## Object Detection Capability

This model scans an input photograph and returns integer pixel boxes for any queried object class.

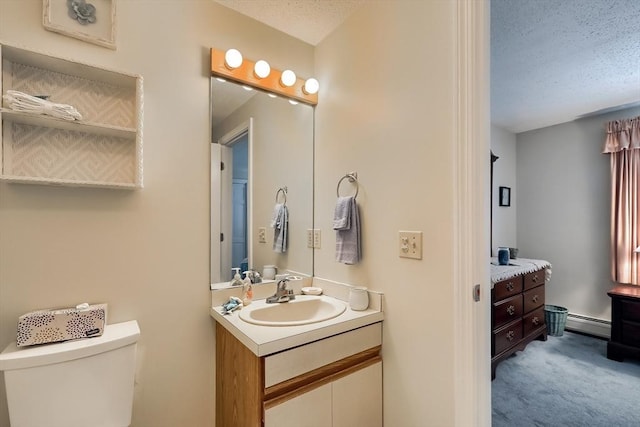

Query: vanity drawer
[523,307,545,336]
[493,276,523,302]
[493,319,523,355]
[264,323,382,388]
[621,300,640,322]
[523,286,545,313]
[524,269,545,290]
[493,294,523,329]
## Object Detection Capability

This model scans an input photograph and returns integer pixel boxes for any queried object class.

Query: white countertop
[210,277,384,357]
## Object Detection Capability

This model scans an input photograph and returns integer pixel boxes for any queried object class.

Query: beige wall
[517,106,640,322]
[0,1,313,426]
[491,124,517,255]
[314,2,460,425]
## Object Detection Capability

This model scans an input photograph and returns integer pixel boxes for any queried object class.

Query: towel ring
[275,187,287,204]
[336,172,359,199]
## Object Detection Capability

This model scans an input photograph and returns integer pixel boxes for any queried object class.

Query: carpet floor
[492,331,640,427]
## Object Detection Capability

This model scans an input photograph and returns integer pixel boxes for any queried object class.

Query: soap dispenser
[242,271,253,305]
[229,268,243,287]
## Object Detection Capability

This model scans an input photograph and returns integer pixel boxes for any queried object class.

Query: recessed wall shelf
[0,42,144,189]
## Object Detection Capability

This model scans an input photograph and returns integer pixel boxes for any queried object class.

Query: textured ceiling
[213,0,365,45]
[491,0,640,133]
[212,1,640,134]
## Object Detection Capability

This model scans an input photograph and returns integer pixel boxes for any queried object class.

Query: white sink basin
[238,295,347,326]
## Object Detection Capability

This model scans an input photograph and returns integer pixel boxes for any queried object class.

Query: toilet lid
[0,320,140,371]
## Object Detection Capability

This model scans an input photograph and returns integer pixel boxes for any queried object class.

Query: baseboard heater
[565,312,610,339]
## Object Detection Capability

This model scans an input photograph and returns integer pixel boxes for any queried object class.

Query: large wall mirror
[210,78,314,283]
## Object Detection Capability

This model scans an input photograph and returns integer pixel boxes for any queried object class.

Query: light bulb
[303,78,319,95]
[280,70,296,87]
[289,100,299,105]
[224,49,243,69]
[268,93,278,98]
[254,60,271,79]
[242,85,253,91]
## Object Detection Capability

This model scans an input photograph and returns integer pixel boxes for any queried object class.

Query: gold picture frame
[43,0,117,50]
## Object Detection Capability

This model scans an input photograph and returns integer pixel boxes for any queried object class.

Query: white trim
[453,0,491,426]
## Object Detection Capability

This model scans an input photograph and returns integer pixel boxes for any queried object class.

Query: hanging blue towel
[272,203,288,253]
[334,196,361,264]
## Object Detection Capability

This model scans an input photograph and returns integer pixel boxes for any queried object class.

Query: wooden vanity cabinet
[215,322,383,427]
[491,269,547,379]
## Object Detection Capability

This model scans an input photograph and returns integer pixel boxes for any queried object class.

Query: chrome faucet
[266,278,295,303]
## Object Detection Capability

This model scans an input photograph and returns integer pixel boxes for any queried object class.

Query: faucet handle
[277,278,289,290]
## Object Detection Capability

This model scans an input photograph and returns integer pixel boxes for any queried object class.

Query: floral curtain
[603,116,640,285]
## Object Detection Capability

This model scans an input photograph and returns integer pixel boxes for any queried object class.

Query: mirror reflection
[210,78,314,283]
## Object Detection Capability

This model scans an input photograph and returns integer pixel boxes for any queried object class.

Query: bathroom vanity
[210,279,384,427]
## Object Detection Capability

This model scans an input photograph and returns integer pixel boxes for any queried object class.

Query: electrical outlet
[399,231,423,259]
[313,229,321,248]
[258,227,267,243]
[307,229,314,248]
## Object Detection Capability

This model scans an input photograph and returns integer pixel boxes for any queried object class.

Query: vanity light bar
[210,48,318,106]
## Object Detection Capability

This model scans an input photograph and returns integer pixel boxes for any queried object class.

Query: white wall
[516,106,640,321]
[0,2,313,426]
[315,2,462,425]
[491,124,517,255]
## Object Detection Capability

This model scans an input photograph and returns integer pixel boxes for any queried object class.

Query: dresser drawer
[621,320,640,347]
[621,300,640,322]
[493,294,523,329]
[523,306,545,336]
[493,276,523,302]
[493,319,523,355]
[524,269,545,290]
[523,286,545,313]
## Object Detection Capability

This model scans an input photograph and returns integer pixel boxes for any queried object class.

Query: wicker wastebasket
[544,305,568,336]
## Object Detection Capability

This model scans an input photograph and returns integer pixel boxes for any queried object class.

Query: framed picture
[43,0,117,50]
[499,186,511,207]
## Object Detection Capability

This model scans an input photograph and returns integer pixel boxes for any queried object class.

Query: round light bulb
[224,49,243,69]
[267,93,278,98]
[303,78,319,95]
[242,85,253,91]
[280,69,297,87]
[254,60,271,79]
[289,100,299,105]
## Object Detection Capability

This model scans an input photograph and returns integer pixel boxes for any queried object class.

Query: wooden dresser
[491,268,547,379]
[607,285,640,362]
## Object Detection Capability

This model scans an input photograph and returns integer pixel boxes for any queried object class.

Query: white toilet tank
[0,320,140,427]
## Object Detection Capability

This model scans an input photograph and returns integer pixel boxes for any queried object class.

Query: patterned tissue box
[16,303,107,347]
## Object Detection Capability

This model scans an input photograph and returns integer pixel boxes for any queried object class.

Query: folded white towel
[3,90,82,121]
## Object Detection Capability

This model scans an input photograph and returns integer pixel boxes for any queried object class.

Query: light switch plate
[307,229,314,248]
[399,231,423,259]
[313,229,321,248]
[258,227,266,243]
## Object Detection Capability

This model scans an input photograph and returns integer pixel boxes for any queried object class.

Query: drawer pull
[532,316,540,326]
[532,275,539,283]
[506,282,514,292]
[506,330,515,341]
[507,305,515,315]
[532,295,539,303]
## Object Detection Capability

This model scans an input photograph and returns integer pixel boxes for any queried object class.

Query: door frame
[211,118,254,284]
[453,0,491,425]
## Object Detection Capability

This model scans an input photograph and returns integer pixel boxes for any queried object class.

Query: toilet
[0,320,140,427]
